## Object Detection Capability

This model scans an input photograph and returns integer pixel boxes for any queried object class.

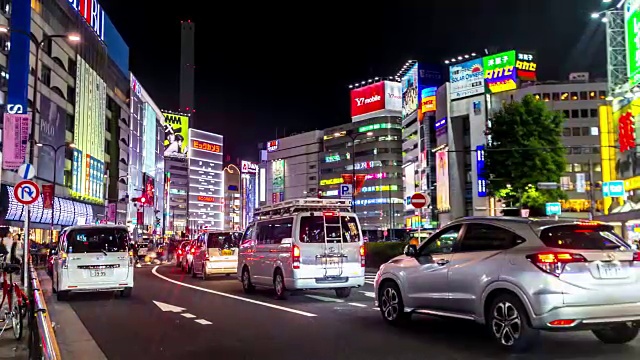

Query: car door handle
[436,259,449,266]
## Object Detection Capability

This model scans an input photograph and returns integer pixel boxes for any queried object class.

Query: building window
[565,164,573,172]
[599,91,606,100]
[594,163,602,172]
[590,109,598,118]
[68,58,77,77]
[67,85,75,104]
[570,92,578,100]
[562,110,570,118]
[561,92,569,101]
[563,128,571,136]
[105,139,110,153]
[572,127,581,136]
[309,176,316,181]
[40,65,51,87]
[573,163,582,172]
[571,109,579,118]
[590,127,599,136]
[581,127,590,136]
[41,34,52,56]
[552,93,560,101]
[580,109,589,118]
[309,188,317,193]
[579,91,588,100]
[65,112,74,133]
[542,93,551,101]
[572,147,582,154]
[592,146,600,154]
[309,164,316,169]
[589,91,597,100]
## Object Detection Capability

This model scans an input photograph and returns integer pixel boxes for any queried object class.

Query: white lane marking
[181,313,196,318]
[153,300,186,313]
[151,266,317,317]
[348,302,367,307]
[195,319,212,325]
[360,291,375,298]
[305,295,344,303]
[365,281,375,285]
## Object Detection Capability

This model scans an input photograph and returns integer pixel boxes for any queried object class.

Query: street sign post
[14,180,39,287]
[339,184,353,199]
[410,193,430,242]
[17,163,35,180]
[537,182,559,190]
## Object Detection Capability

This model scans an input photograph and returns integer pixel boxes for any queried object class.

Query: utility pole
[589,158,596,220]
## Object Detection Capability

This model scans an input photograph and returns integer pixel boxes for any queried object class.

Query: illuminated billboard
[350,81,402,119]
[162,112,189,158]
[483,50,517,94]
[419,86,437,114]
[143,103,157,174]
[449,58,484,100]
[626,0,640,87]
[188,129,224,229]
[515,52,537,81]
[436,148,450,212]
[402,64,419,117]
[72,57,106,204]
[272,160,285,203]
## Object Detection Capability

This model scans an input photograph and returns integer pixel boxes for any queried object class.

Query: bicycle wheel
[11,304,22,340]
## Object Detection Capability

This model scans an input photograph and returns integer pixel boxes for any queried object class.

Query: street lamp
[35,141,75,245]
[0,26,81,163]
[345,130,374,211]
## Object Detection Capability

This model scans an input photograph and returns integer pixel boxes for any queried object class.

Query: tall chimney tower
[179,20,195,118]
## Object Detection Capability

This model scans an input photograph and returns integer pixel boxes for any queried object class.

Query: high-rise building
[179,20,195,116]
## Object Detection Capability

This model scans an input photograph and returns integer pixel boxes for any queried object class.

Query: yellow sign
[421,96,436,113]
[162,113,190,157]
[320,178,343,186]
[624,176,640,191]
[516,60,537,72]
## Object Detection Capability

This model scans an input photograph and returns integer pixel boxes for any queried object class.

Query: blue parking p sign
[340,184,353,198]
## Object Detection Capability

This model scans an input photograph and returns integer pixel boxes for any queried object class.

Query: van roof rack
[254,198,352,219]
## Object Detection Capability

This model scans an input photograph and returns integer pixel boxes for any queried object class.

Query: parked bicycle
[0,255,29,340]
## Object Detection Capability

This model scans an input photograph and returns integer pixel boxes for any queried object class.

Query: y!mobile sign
[350,81,402,120]
[449,58,484,100]
[68,0,105,40]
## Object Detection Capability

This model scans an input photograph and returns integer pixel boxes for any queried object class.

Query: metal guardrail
[28,259,62,360]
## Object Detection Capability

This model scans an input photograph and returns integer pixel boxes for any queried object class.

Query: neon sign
[515,52,537,81]
[197,195,216,203]
[325,154,341,163]
[483,51,517,94]
[267,140,279,152]
[618,111,636,153]
[68,0,105,41]
[192,140,221,154]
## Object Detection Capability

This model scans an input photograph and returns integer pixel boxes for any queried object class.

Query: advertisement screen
[2,113,30,170]
[626,1,640,87]
[483,50,517,94]
[272,160,285,203]
[384,81,402,112]
[515,52,537,81]
[162,113,189,158]
[403,163,416,210]
[449,58,484,100]
[38,96,67,183]
[402,64,419,117]
[143,173,155,205]
[436,148,450,212]
[73,56,106,203]
[419,86,437,117]
[350,81,401,118]
[143,103,157,174]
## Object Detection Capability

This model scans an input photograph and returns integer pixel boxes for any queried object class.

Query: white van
[192,231,242,279]
[52,225,134,300]
[237,198,365,299]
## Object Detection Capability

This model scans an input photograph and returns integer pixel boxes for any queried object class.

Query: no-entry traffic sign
[14,180,40,205]
[410,193,429,209]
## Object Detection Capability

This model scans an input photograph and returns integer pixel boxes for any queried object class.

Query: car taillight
[359,245,365,268]
[178,249,183,255]
[190,248,195,254]
[292,245,301,269]
[526,252,586,277]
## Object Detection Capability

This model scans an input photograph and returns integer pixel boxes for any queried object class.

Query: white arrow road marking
[152,266,317,317]
[195,319,212,325]
[153,301,186,313]
[305,295,344,302]
[181,313,196,318]
[360,291,375,298]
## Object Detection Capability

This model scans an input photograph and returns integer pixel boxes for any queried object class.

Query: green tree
[484,94,567,215]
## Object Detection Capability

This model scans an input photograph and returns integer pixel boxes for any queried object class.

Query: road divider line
[348,302,367,307]
[195,319,212,325]
[365,281,374,285]
[305,295,344,302]
[152,266,318,317]
[181,313,196,318]
[359,291,375,298]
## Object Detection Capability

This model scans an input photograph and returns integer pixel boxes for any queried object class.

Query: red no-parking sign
[14,180,40,206]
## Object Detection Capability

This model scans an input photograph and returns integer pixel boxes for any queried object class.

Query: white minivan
[52,225,134,300]
[237,198,365,299]
[192,231,242,279]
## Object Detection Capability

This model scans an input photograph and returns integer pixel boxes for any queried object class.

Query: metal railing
[28,259,61,360]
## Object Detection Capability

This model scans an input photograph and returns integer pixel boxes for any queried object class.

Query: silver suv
[374,217,640,351]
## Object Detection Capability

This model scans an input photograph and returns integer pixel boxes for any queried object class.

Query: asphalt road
[55,265,640,360]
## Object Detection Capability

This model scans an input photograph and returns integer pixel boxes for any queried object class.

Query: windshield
[539,224,630,250]
[207,232,240,249]
[66,228,129,254]
[299,215,360,243]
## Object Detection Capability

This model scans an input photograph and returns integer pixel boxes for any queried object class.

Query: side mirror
[280,238,293,246]
[404,244,418,257]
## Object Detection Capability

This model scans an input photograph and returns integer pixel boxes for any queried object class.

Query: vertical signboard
[476,145,487,197]
[6,0,31,114]
[449,58,484,100]
[626,0,640,87]
[436,148,450,212]
[188,129,224,229]
[483,50,517,94]
[2,113,30,169]
[402,63,419,118]
[272,160,285,203]
[143,103,157,174]
[515,52,537,81]
[38,96,67,183]
[162,113,189,158]
[72,57,106,203]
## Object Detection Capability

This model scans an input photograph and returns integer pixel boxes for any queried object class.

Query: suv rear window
[206,232,240,249]
[539,224,629,250]
[67,228,129,254]
[299,215,360,243]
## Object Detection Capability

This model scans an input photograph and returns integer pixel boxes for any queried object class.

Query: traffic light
[131,196,147,205]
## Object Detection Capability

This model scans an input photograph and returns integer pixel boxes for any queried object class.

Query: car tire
[51,276,57,294]
[120,287,133,298]
[488,293,539,352]
[592,323,639,344]
[201,266,209,280]
[273,270,287,300]
[56,291,70,301]
[335,288,351,298]
[188,263,193,274]
[378,281,411,326]
[241,267,255,294]
[191,265,197,278]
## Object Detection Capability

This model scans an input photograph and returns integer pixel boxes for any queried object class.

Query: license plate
[91,270,107,277]
[221,250,233,256]
[323,258,339,267]
[598,263,626,278]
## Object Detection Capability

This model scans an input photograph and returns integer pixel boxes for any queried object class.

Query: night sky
[101,0,608,161]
